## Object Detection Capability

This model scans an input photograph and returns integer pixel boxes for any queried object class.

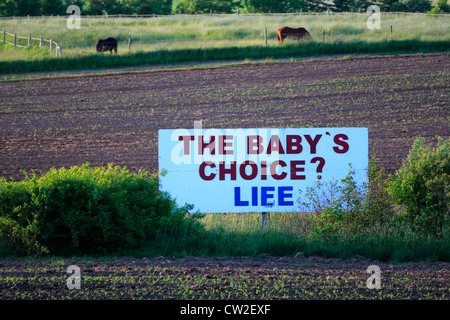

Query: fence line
[2,30,62,56]
[0,11,448,20]
[2,24,444,55]
[41,27,445,52]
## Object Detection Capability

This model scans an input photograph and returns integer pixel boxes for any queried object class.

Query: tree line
[0,0,448,17]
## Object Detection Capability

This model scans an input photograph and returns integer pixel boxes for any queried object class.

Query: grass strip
[1,39,449,74]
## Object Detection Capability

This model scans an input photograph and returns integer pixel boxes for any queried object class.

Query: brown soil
[0,52,448,180]
[0,256,448,300]
[0,54,449,304]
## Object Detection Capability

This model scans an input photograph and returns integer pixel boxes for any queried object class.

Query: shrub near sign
[159,128,368,213]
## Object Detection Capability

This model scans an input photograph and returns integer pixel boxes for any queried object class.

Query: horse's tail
[277,30,282,43]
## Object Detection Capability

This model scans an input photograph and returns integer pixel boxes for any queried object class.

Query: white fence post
[4,31,62,54]
[56,43,62,57]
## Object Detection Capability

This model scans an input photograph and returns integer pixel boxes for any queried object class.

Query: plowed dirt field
[0,53,449,305]
[1,53,448,180]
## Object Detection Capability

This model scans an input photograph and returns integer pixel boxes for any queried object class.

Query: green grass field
[0,13,449,73]
[139,211,449,262]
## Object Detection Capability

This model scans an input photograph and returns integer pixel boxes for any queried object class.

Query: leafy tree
[0,0,85,16]
[0,0,37,16]
[391,0,408,11]
[283,0,308,12]
[40,0,65,14]
[428,0,450,13]
[19,0,39,15]
[332,0,354,12]
[305,0,329,11]
[0,0,17,16]
[107,0,123,14]
[377,0,401,11]
[209,0,241,13]
[120,0,135,13]
[63,0,87,12]
[404,0,432,12]
[377,0,432,12]
[244,0,326,13]
[86,0,104,14]
[243,0,287,12]
[353,0,372,12]
[85,0,122,14]
[136,0,172,14]
[176,0,238,14]
[436,0,450,12]
[332,0,370,12]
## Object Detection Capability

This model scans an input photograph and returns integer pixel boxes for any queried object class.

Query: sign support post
[261,212,268,230]
[262,202,274,231]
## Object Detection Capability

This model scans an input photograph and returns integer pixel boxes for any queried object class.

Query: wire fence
[0,11,449,20]
[3,28,443,55]
[1,12,447,56]
[2,30,62,56]
[57,26,446,53]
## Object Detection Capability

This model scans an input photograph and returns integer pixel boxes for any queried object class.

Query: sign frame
[159,127,369,213]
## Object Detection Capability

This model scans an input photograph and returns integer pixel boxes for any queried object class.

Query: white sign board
[159,127,368,213]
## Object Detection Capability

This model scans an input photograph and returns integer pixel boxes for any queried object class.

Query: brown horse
[96,37,118,54]
[277,27,311,44]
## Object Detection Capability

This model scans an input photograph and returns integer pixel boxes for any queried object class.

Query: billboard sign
[159,127,368,213]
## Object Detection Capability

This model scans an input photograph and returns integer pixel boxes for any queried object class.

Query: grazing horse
[96,37,118,54]
[277,27,311,44]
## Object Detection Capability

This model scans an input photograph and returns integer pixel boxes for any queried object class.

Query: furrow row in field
[0,53,448,180]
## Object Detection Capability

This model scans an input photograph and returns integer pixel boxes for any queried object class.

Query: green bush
[299,137,450,243]
[428,0,450,13]
[312,167,367,242]
[0,164,199,255]
[427,6,442,14]
[298,159,394,243]
[389,137,449,240]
